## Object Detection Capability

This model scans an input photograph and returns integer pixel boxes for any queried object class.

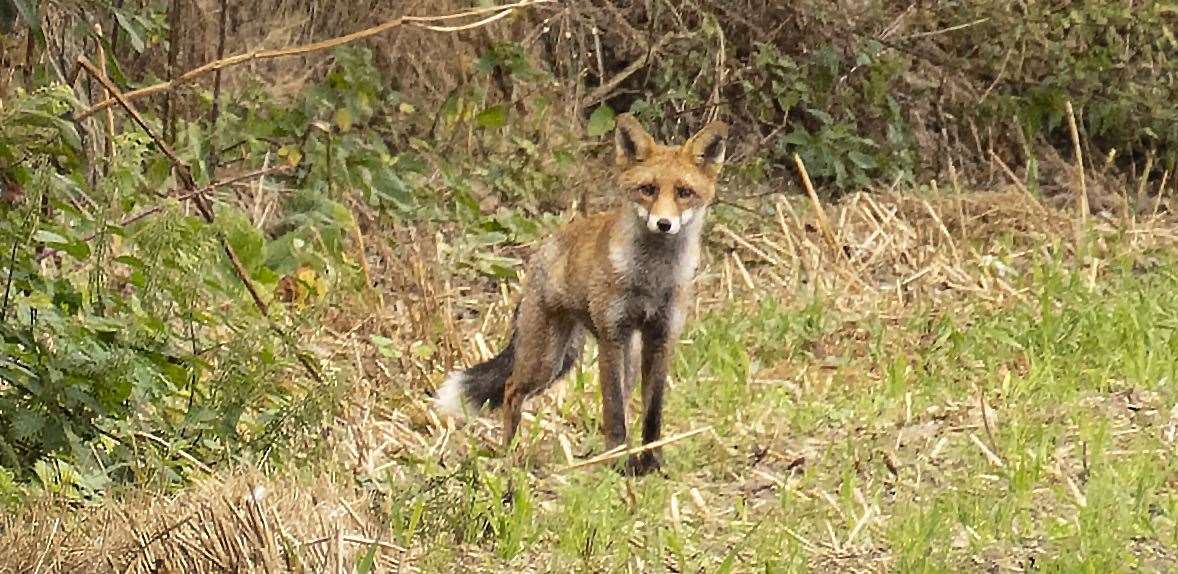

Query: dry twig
[563,426,712,471]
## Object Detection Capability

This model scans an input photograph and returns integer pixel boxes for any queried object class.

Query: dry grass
[1,470,401,573]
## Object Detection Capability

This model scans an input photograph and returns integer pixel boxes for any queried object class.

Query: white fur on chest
[605,209,705,331]
[609,209,705,286]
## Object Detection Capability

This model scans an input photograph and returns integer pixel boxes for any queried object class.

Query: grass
[388,246,1176,572]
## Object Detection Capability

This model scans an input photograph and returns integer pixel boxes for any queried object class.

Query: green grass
[382,250,1177,572]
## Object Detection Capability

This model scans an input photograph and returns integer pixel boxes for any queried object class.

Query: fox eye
[638,184,657,197]
[676,186,695,199]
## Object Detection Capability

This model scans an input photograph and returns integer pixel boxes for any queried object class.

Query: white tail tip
[434,371,471,419]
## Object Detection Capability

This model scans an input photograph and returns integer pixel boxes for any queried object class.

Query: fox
[435,113,728,475]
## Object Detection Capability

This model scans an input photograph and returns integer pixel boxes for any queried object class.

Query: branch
[1,238,19,321]
[205,0,230,175]
[581,33,680,109]
[76,58,197,190]
[75,0,553,121]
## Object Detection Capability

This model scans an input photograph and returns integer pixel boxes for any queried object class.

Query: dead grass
[0,469,402,573]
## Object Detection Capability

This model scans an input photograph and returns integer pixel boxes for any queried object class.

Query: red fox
[436,114,728,475]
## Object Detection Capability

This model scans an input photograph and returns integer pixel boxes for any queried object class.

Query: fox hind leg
[501,310,580,453]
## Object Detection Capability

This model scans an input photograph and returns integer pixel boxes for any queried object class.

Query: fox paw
[617,452,663,477]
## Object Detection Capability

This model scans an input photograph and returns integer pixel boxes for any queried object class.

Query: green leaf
[19,110,82,152]
[221,209,265,274]
[847,150,878,170]
[100,37,128,84]
[807,108,834,125]
[33,228,89,259]
[52,119,82,154]
[369,335,401,359]
[587,104,616,137]
[410,342,435,359]
[780,129,811,147]
[475,105,508,129]
[11,410,45,441]
[60,240,90,260]
[334,107,353,132]
[113,9,145,53]
[716,520,763,574]
[33,229,68,244]
[372,170,413,211]
[354,542,378,574]
[264,233,301,275]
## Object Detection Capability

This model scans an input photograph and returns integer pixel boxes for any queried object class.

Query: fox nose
[656,218,672,232]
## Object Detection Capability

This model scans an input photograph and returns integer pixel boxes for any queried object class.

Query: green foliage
[628,22,910,194]
[591,1,1172,193]
[354,543,378,574]
[7,0,41,39]
[0,465,21,509]
[0,47,436,491]
[225,48,420,218]
[956,1,1177,167]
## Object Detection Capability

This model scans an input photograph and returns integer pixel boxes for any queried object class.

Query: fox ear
[683,120,729,177]
[615,113,655,167]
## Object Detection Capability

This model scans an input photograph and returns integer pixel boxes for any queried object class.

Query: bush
[0,54,402,489]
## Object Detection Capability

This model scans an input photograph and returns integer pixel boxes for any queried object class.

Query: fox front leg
[597,338,629,450]
[628,326,674,476]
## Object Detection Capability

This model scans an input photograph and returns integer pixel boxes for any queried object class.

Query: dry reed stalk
[793,154,840,255]
[722,255,734,301]
[976,384,1002,461]
[716,225,788,269]
[93,23,116,162]
[968,432,1005,468]
[844,507,875,547]
[1151,170,1171,218]
[1065,101,1088,223]
[582,32,679,108]
[350,209,374,294]
[731,252,756,290]
[1065,474,1089,509]
[989,150,1032,198]
[1135,152,1154,214]
[921,198,960,263]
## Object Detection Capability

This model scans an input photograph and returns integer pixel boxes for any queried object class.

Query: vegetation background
[0,0,1175,571]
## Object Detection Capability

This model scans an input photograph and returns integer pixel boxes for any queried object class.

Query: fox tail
[434,306,581,418]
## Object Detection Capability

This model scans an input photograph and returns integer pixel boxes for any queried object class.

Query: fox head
[614,114,729,236]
